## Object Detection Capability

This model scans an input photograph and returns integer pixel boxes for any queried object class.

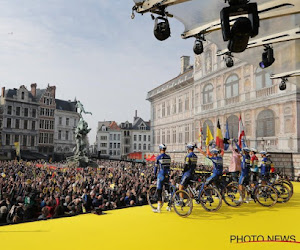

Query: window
[46,109,50,116]
[15,119,20,129]
[167,130,170,144]
[32,121,36,130]
[172,128,176,143]
[23,135,27,146]
[203,120,214,142]
[39,133,44,144]
[179,127,183,143]
[118,134,120,140]
[58,130,62,140]
[114,134,116,140]
[138,144,141,150]
[178,98,183,113]
[143,135,146,141]
[139,135,142,141]
[24,108,28,117]
[40,108,45,116]
[50,121,54,130]
[134,135,137,141]
[44,133,48,144]
[255,68,272,89]
[225,75,239,98]
[157,130,160,145]
[109,134,112,140]
[148,144,151,151]
[114,143,116,149]
[45,120,50,130]
[134,143,137,150]
[16,107,21,116]
[173,99,177,114]
[5,134,10,145]
[203,84,214,104]
[256,110,275,137]
[6,118,11,128]
[162,130,165,143]
[24,120,28,129]
[15,135,19,142]
[49,134,53,144]
[7,106,12,115]
[143,144,146,150]
[185,125,190,143]
[66,118,69,126]
[109,143,112,148]
[185,94,190,111]
[162,102,166,117]
[118,143,120,148]
[59,117,62,125]
[50,109,54,117]
[66,131,69,140]
[32,109,36,118]
[148,135,151,142]
[167,101,171,116]
[40,120,44,129]
[227,115,239,139]
[21,92,25,100]
[31,136,35,146]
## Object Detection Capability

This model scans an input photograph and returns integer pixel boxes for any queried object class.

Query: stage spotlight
[224,54,234,68]
[193,38,204,55]
[221,1,259,53]
[259,46,275,69]
[279,78,287,91]
[153,16,171,41]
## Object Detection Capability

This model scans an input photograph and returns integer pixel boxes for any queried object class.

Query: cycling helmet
[266,153,271,157]
[251,148,257,153]
[159,144,167,150]
[260,151,267,155]
[187,143,196,150]
[243,147,250,152]
[210,148,219,154]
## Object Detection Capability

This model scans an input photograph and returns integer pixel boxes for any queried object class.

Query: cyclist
[196,147,224,202]
[238,147,251,202]
[179,143,198,195]
[250,148,259,186]
[259,151,269,185]
[153,144,171,213]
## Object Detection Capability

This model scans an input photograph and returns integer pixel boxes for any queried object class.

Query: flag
[198,124,203,149]
[224,121,230,150]
[238,115,247,148]
[216,119,224,150]
[14,142,20,157]
[206,125,214,146]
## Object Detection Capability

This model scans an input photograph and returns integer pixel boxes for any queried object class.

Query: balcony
[256,85,277,98]
[225,96,239,106]
[202,103,213,111]
[256,137,278,151]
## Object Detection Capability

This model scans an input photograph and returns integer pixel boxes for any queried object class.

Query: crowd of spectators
[0,160,156,225]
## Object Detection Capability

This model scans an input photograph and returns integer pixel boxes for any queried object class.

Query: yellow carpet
[1,183,300,250]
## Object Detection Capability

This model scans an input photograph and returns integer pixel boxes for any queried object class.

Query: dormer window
[21,92,25,100]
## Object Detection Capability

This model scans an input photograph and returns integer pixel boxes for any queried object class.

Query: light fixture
[153,16,171,41]
[221,0,259,53]
[224,53,234,68]
[259,45,275,69]
[279,77,287,91]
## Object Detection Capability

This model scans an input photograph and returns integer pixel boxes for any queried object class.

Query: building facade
[54,99,79,160]
[0,85,39,159]
[147,41,300,175]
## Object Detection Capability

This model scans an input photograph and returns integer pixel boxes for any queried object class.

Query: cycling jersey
[155,153,171,190]
[260,157,270,175]
[207,156,223,175]
[241,154,251,175]
[181,152,197,186]
[250,155,259,172]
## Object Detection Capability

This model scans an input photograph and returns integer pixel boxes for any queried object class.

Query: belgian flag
[216,119,224,150]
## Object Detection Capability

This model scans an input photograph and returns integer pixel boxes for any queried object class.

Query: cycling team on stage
[152,140,275,213]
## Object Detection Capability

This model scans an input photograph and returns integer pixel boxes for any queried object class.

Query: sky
[0,0,194,143]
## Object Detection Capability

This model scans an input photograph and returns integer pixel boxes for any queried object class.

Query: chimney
[50,86,56,99]
[1,87,5,97]
[135,110,138,118]
[31,83,37,97]
[180,56,190,74]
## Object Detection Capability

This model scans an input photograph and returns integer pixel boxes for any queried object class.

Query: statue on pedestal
[67,101,97,168]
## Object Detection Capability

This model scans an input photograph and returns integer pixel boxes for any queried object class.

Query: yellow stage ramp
[1,183,300,250]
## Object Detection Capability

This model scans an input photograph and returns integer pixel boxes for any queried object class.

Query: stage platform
[1,183,300,250]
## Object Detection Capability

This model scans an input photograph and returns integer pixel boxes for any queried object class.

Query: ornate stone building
[147,41,300,175]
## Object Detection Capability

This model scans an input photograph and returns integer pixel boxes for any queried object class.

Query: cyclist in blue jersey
[153,144,171,213]
[179,143,198,193]
[237,146,251,202]
[259,151,270,185]
[196,147,224,202]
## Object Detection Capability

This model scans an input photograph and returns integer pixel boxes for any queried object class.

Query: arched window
[202,120,214,141]
[57,147,62,152]
[256,110,275,137]
[225,74,239,98]
[255,68,272,89]
[227,115,239,139]
[203,84,213,104]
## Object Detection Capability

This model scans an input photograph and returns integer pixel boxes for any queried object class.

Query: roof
[132,117,150,130]
[55,99,77,112]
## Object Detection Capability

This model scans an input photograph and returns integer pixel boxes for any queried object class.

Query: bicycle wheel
[223,184,243,207]
[276,179,293,197]
[172,190,193,217]
[272,183,291,203]
[200,186,222,212]
[255,185,278,207]
[147,185,164,209]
